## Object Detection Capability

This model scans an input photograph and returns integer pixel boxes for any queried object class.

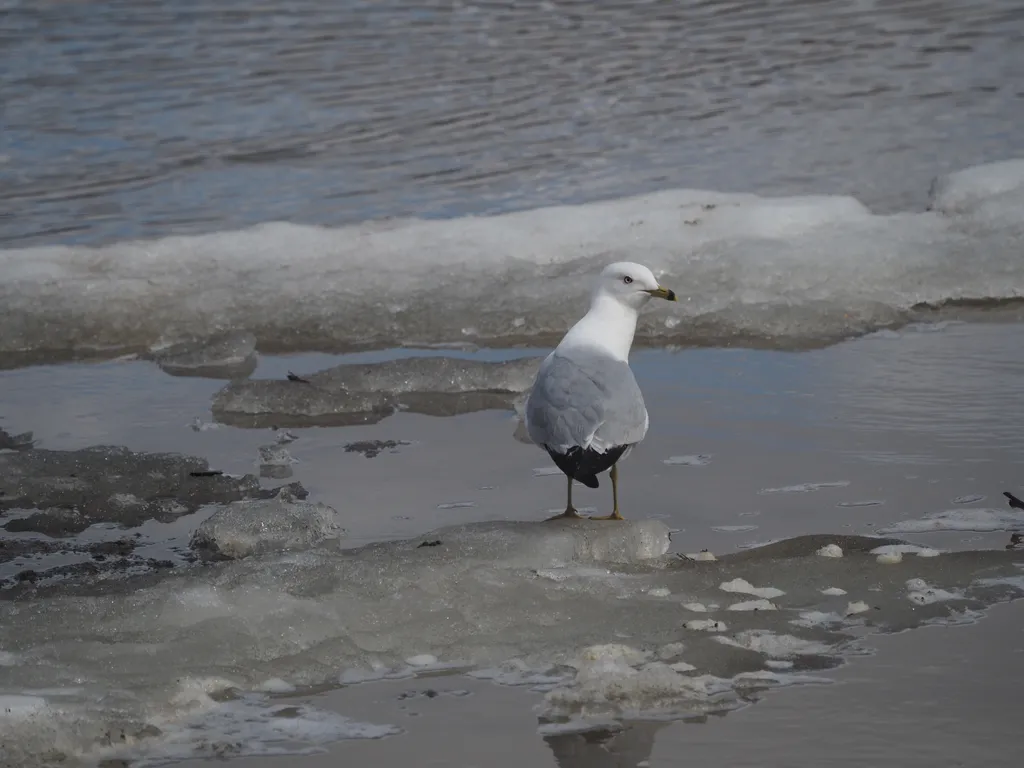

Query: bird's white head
[593,261,677,311]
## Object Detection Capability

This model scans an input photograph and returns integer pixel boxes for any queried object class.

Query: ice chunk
[876,552,903,564]
[540,645,725,721]
[711,525,758,533]
[0,427,33,451]
[655,643,687,661]
[683,551,717,561]
[820,587,847,596]
[845,601,871,615]
[647,588,671,598]
[905,579,964,605]
[727,599,777,612]
[662,454,712,466]
[880,508,1024,534]
[816,544,844,558]
[871,544,941,558]
[257,678,296,694]
[150,331,258,379]
[190,493,344,559]
[682,603,709,612]
[0,444,263,536]
[952,494,985,504]
[714,631,833,658]
[4,159,1024,363]
[760,481,850,494]
[684,620,727,632]
[929,159,1024,215]
[258,444,297,479]
[213,356,540,427]
[405,654,440,667]
[0,695,48,720]
[719,578,785,599]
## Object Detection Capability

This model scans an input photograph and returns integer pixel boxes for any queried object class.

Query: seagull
[525,262,677,520]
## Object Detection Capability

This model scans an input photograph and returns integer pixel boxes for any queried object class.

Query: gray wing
[525,349,648,452]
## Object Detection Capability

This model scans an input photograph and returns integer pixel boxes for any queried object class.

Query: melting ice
[1,159,1024,361]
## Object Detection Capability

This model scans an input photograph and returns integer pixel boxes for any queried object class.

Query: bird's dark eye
[623,276,633,284]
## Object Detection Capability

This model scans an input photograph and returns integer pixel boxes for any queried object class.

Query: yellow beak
[645,286,678,301]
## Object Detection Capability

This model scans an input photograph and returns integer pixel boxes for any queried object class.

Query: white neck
[558,292,639,361]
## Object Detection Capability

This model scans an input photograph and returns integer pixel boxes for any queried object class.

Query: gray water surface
[2,0,1023,246]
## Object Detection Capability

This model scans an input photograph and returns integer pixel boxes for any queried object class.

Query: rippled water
[1,0,1023,246]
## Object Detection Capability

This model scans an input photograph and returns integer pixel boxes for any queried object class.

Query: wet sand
[1,321,1023,765]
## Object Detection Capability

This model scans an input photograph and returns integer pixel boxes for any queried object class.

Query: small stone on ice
[405,654,439,667]
[845,601,870,615]
[685,619,727,632]
[816,544,843,558]
[821,587,847,596]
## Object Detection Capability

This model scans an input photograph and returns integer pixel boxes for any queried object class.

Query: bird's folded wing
[526,350,648,452]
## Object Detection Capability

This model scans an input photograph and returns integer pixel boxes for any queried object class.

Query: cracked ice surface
[0,522,1021,765]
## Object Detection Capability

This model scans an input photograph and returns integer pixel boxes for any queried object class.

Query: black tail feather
[1003,491,1024,511]
[544,444,630,488]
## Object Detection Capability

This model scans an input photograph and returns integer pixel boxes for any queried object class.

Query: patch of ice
[974,575,1024,592]
[437,501,476,510]
[711,525,758,533]
[880,508,1024,534]
[468,660,567,690]
[905,579,964,605]
[759,481,850,494]
[683,551,717,561]
[0,651,19,666]
[876,552,902,564]
[540,644,732,720]
[670,661,697,673]
[533,467,563,477]
[791,611,846,628]
[5,158,1024,361]
[837,500,883,508]
[845,601,871,615]
[129,695,399,765]
[257,678,296,694]
[952,494,985,504]
[719,578,785,599]
[871,544,941,558]
[662,454,712,466]
[682,603,709,612]
[190,494,343,559]
[405,654,439,667]
[684,620,727,632]
[647,588,671,598]
[820,587,847,596]
[714,630,833,658]
[656,643,687,661]
[816,544,843,558]
[0,695,48,720]
[764,660,794,670]
[727,599,777,612]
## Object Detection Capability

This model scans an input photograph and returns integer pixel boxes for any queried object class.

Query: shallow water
[2,322,1024,765]
[2,0,1023,246]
